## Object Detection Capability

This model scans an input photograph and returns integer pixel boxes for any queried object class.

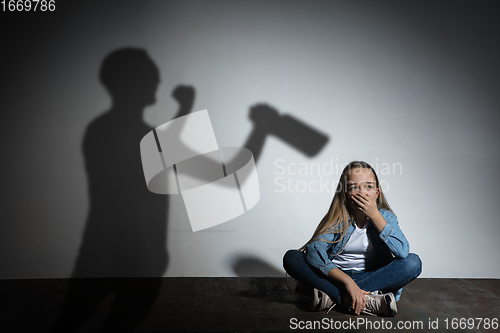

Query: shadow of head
[100,48,160,108]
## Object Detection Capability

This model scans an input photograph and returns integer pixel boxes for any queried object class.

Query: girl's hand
[351,192,379,219]
[345,281,370,315]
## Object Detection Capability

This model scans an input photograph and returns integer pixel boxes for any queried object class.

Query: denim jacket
[304,209,410,300]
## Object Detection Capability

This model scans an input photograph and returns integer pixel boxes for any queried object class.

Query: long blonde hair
[299,161,393,251]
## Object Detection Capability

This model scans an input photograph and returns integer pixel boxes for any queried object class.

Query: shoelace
[325,303,337,314]
[361,296,380,316]
[319,290,335,312]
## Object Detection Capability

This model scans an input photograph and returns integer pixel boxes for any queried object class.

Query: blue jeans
[283,250,422,305]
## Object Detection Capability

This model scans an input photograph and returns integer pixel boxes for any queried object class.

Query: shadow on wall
[52,46,329,331]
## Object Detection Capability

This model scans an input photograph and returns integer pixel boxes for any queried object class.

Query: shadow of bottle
[244,103,329,161]
[146,103,330,192]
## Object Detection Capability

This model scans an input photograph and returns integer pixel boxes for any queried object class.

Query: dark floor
[1,278,499,332]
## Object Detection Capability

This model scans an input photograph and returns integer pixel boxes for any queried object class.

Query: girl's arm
[328,268,370,315]
[304,232,338,275]
[351,193,410,258]
[376,209,410,258]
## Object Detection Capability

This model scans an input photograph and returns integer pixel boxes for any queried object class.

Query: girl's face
[346,167,379,209]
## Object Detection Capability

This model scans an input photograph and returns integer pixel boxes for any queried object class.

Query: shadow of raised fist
[172,85,195,117]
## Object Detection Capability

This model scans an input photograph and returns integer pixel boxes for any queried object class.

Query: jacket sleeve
[304,232,338,276]
[378,209,410,258]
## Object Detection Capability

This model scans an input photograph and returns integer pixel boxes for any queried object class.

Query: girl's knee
[405,253,422,277]
[283,249,305,270]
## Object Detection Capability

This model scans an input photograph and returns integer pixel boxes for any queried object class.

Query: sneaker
[286,276,308,301]
[294,281,305,300]
[361,292,397,317]
[311,288,336,313]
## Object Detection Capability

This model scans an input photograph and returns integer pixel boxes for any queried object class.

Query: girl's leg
[354,253,422,295]
[283,250,343,304]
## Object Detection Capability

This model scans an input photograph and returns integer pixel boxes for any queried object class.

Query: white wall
[1,0,499,279]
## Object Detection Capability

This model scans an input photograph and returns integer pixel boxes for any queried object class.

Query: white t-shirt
[331,222,376,270]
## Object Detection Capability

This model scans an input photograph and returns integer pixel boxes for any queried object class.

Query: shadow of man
[53,48,184,332]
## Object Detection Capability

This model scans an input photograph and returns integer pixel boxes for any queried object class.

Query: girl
[283,161,421,316]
